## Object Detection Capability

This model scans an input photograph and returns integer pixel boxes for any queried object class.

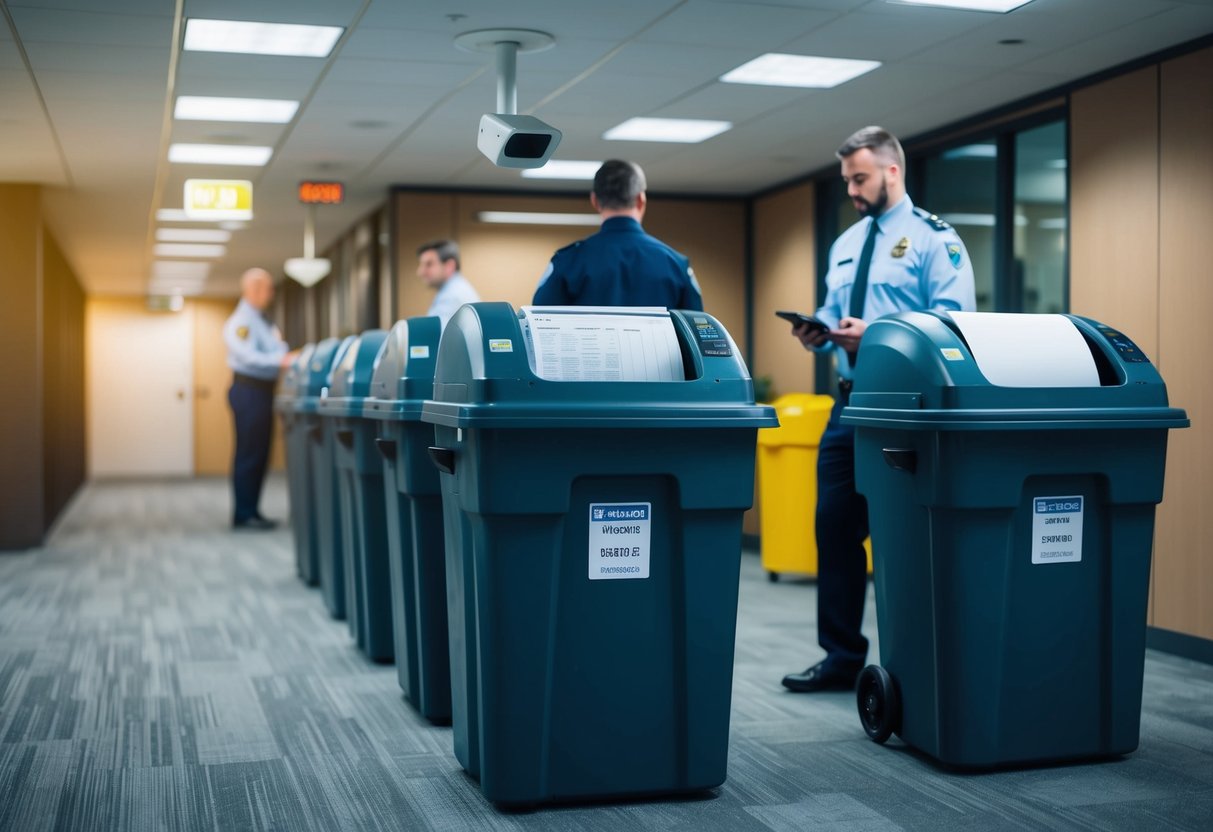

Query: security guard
[782,126,976,692]
[533,159,703,310]
[223,268,295,530]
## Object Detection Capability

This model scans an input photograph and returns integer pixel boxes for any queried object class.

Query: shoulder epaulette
[553,240,583,257]
[914,207,952,232]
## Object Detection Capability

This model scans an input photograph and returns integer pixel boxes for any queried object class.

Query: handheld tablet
[775,310,829,333]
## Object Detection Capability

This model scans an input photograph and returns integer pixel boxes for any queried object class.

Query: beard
[854,176,889,218]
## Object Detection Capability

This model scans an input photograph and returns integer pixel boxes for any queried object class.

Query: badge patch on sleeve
[236,325,249,340]
[947,244,962,268]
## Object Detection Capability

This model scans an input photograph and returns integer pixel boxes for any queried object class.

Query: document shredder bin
[275,345,317,584]
[842,311,1188,768]
[319,330,393,661]
[362,316,452,721]
[421,303,777,806]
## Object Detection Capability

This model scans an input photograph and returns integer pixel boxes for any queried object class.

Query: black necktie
[849,218,879,320]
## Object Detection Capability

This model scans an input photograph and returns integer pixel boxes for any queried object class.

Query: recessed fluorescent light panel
[721,54,881,88]
[604,118,731,143]
[183,19,343,57]
[155,228,232,243]
[174,96,299,123]
[168,144,272,166]
[152,261,211,279]
[889,0,1036,11]
[521,160,603,180]
[477,212,602,226]
[153,243,226,258]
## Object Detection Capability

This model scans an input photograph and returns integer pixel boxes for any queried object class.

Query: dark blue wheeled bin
[275,344,317,584]
[310,336,355,620]
[362,316,451,722]
[842,311,1189,767]
[421,303,777,806]
[319,329,392,661]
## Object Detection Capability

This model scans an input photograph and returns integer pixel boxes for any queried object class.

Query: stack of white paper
[520,306,684,382]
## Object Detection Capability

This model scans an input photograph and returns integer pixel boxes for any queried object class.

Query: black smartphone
[775,310,829,333]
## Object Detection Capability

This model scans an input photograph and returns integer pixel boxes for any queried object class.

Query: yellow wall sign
[183,179,253,220]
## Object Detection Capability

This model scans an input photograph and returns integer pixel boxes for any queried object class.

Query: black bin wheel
[856,664,900,744]
[767,571,779,583]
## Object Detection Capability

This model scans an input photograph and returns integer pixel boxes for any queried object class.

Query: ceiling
[2,0,1210,298]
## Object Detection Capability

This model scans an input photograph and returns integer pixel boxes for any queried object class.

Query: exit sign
[298,181,344,204]
[183,179,253,220]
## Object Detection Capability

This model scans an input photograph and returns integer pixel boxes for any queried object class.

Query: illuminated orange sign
[298,181,344,205]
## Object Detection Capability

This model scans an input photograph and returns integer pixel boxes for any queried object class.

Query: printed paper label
[589,502,651,580]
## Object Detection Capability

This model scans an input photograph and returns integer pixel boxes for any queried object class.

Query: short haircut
[593,160,647,211]
[417,239,460,270]
[836,126,905,171]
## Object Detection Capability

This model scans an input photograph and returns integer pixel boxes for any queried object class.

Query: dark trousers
[815,395,870,672]
[228,380,274,523]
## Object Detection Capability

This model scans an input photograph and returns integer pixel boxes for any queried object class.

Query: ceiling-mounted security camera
[455,28,562,170]
[478,114,562,168]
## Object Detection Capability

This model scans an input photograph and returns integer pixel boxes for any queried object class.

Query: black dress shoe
[781,661,859,693]
[233,516,278,531]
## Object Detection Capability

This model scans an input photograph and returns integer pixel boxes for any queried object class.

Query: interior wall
[1154,46,1213,642]
[42,230,87,528]
[392,191,748,356]
[751,181,818,399]
[1070,46,1213,642]
[0,185,46,549]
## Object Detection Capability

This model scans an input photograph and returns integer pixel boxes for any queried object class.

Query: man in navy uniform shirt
[532,160,703,310]
[223,268,297,530]
[782,126,976,692]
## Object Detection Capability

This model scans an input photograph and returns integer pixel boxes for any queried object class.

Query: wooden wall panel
[41,230,86,529]
[1154,46,1213,640]
[393,191,748,352]
[0,185,45,549]
[752,181,818,399]
[1069,67,1160,356]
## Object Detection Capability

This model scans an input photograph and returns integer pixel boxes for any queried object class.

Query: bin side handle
[882,448,916,473]
[336,430,355,450]
[374,438,397,461]
[428,446,455,476]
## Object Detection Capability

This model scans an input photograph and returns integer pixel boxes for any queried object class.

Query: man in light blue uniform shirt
[418,240,480,329]
[223,268,296,530]
[532,160,703,310]
[782,126,976,693]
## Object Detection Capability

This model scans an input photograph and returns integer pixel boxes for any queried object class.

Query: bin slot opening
[1076,331,1126,386]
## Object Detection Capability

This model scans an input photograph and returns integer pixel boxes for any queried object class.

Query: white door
[87,299,194,477]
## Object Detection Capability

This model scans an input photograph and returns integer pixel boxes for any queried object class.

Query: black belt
[838,378,853,404]
[233,372,277,392]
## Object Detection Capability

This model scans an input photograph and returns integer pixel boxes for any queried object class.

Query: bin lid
[757,393,834,447]
[318,330,388,418]
[273,343,314,410]
[362,316,442,421]
[841,311,1189,431]
[421,303,777,429]
[293,337,345,413]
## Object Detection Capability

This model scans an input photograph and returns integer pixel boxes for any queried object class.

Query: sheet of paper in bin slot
[519,306,683,382]
[948,311,1100,388]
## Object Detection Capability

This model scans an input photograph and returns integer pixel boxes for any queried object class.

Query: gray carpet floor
[1,475,1211,831]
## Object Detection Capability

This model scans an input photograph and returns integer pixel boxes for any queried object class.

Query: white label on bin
[1032,495,1084,564]
[489,339,513,353]
[588,502,651,580]
[409,345,430,359]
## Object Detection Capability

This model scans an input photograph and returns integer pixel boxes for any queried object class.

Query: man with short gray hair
[532,160,703,309]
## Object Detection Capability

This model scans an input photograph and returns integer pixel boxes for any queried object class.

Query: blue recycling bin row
[273,303,1184,806]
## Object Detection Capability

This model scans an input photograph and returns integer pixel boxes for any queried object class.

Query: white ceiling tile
[23,42,169,75]
[8,7,173,46]
[7,0,173,15]
[777,9,989,62]
[636,1,840,48]
[176,51,328,84]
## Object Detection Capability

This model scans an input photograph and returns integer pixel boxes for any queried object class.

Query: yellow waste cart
[757,393,871,580]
